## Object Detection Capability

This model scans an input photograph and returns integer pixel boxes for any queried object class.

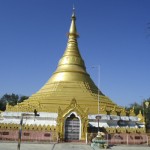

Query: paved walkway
[0,142,149,150]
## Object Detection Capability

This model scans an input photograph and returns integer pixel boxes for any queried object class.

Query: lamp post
[91,65,100,115]
[96,115,101,132]
[17,110,40,150]
[145,101,150,109]
[98,65,100,115]
[92,65,101,132]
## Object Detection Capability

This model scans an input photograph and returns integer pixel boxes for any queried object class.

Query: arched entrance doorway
[65,113,80,141]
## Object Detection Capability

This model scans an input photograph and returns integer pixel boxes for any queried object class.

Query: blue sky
[0,0,150,107]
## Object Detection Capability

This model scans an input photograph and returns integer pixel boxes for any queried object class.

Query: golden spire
[51,7,88,82]
[68,6,78,37]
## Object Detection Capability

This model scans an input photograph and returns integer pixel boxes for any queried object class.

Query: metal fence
[86,133,149,145]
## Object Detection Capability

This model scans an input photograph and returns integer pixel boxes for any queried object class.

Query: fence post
[147,135,148,146]
[86,133,88,144]
[127,134,128,145]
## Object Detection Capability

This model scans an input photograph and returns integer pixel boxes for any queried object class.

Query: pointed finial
[73,4,75,10]
[68,5,78,37]
[72,4,76,18]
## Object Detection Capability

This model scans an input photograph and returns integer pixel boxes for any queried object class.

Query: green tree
[126,102,142,115]
[126,97,150,117]
[0,93,29,111]
[0,98,6,111]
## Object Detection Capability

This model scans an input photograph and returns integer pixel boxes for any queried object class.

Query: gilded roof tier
[7,10,123,114]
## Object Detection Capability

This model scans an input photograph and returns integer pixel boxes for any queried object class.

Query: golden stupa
[3,9,145,141]
[7,9,121,114]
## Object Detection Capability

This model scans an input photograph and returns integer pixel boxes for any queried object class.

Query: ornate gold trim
[57,98,89,140]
